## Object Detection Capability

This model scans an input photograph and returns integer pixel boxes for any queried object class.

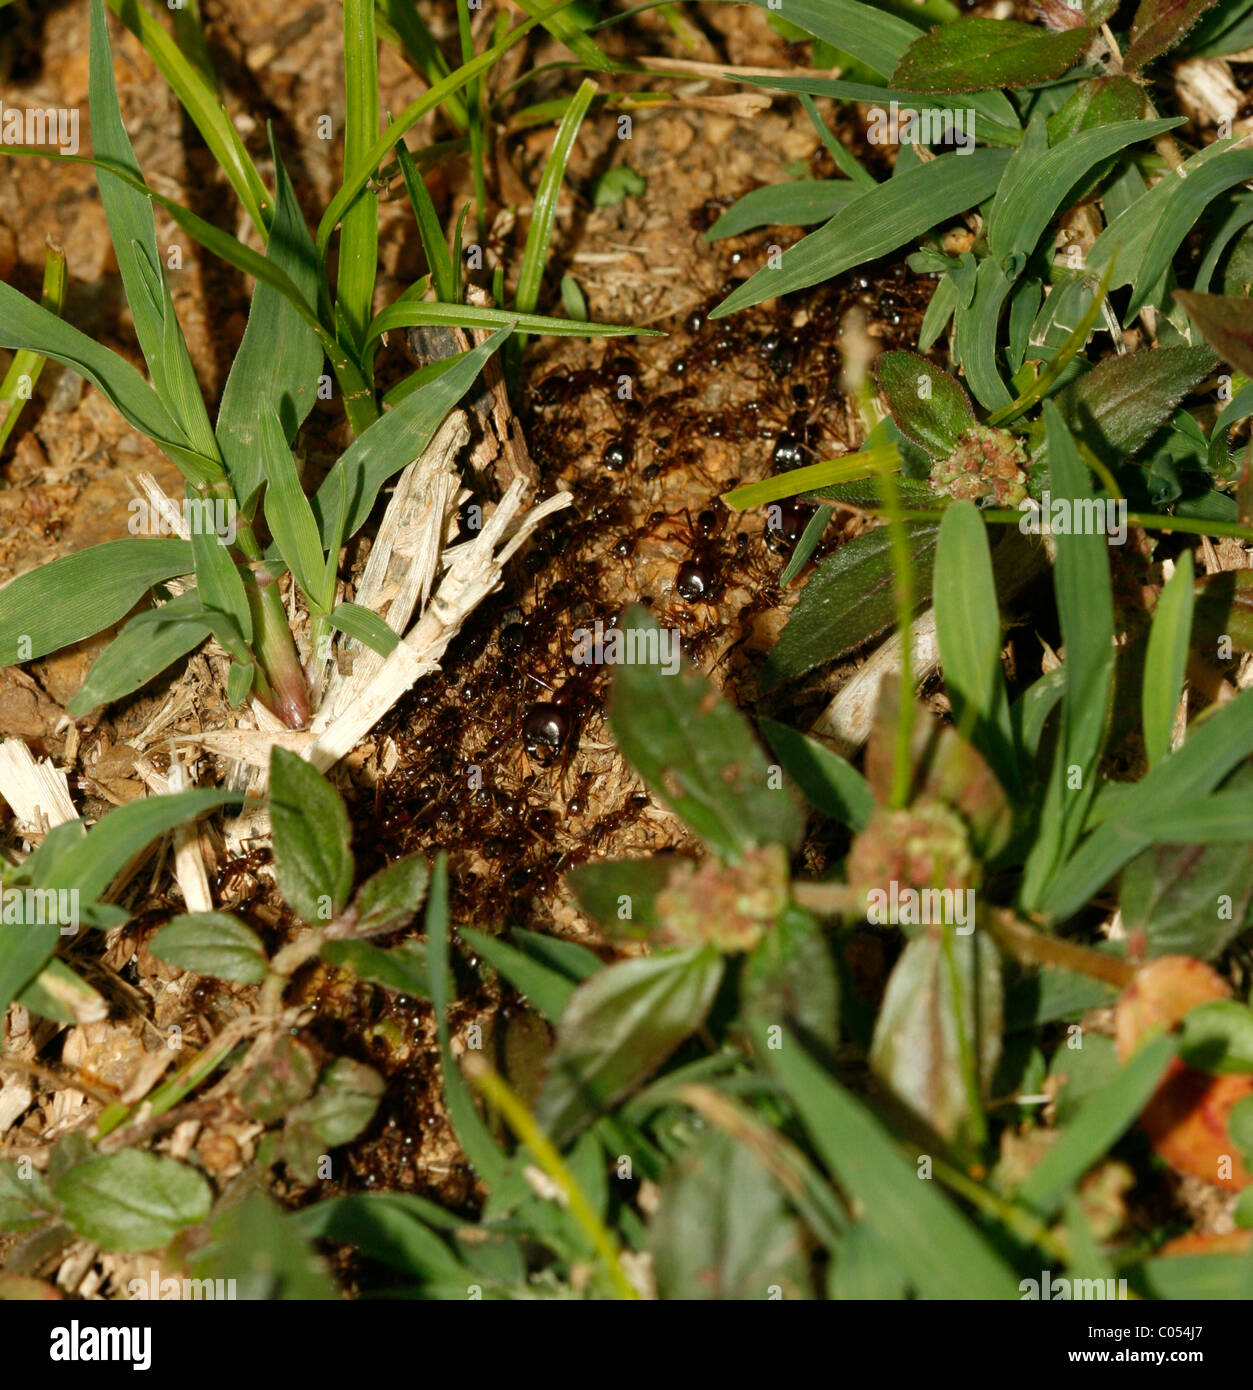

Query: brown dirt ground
[2,0,1238,1292]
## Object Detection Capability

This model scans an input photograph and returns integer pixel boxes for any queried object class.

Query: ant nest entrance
[375,234,933,941]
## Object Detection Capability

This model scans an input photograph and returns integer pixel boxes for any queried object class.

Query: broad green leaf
[283,1058,384,1183]
[1020,405,1115,908]
[1178,1000,1253,1074]
[1046,76,1146,142]
[953,258,1015,409]
[712,150,1010,318]
[1125,0,1224,70]
[649,1129,812,1299]
[870,929,1002,1145]
[238,1035,318,1123]
[460,926,575,1024]
[762,523,940,690]
[1118,770,1253,960]
[0,1160,55,1234]
[290,1193,470,1285]
[349,854,428,935]
[536,948,725,1146]
[987,119,1181,267]
[1016,1035,1176,1218]
[892,19,1091,93]
[1142,551,1194,767]
[758,1023,1020,1298]
[741,907,840,1055]
[567,856,674,934]
[876,350,974,458]
[1137,1252,1253,1299]
[707,181,864,240]
[269,748,354,923]
[54,1150,211,1252]
[310,326,508,546]
[608,608,804,860]
[1047,1032,1120,1124]
[149,912,269,984]
[0,538,192,666]
[1175,290,1253,378]
[190,1188,336,1299]
[1056,346,1218,458]
[216,135,323,509]
[758,718,874,831]
[935,502,1015,787]
[321,938,444,1000]
[66,592,214,718]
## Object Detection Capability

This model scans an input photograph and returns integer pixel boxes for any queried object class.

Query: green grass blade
[459,927,575,1024]
[0,538,193,664]
[365,297,652,346]
[259,405,327,605]
[217,133,324,511]
[336,0,380,355]
[395,137,455,303]
[706,180,864,240]
[105,0,271,235]
[1142,551,1195,768]
[514,78,597,358]
[934,500,1015,788]
[0,239,66,453]
[327,601,399,656]
[1020,404,1115,909]
[317,1,583,264]
[1016,1035,1176,1219]
[310,325,510,546]
[375,0,464,128]
[757,1023,1020,1298]
[712,149,1011,318]
[1043,687,1253,919]
[512,0,614,73]
[425,853,507,1186]
[66,594,213,717]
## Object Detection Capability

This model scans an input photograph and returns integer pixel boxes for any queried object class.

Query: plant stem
[982,908,1136,990]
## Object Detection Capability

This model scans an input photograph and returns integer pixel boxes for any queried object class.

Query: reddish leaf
[893,19,1092,93]
[1124,0,1223,70]
[1174,290,1253,380]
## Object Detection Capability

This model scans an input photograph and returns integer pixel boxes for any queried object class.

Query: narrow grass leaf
[608,608,804,859]
[217,135,324,510]
[0,537,193,665]
[934,501,1015,786]
[66,593,214,717]
[460,927,575,1024]
[396,137,455,303]
[707,181,863,239]
[758,1023,1020,1298]
[0,240,66,453]
[328,601,399,655]
[260,404,326,603]
[712,150,1010,318]
[426,853,507,1186]
[336,0,380,354]
[1016,1035,1176,1218]
[1020,405,1115,908]
[1142,551,1194,767]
